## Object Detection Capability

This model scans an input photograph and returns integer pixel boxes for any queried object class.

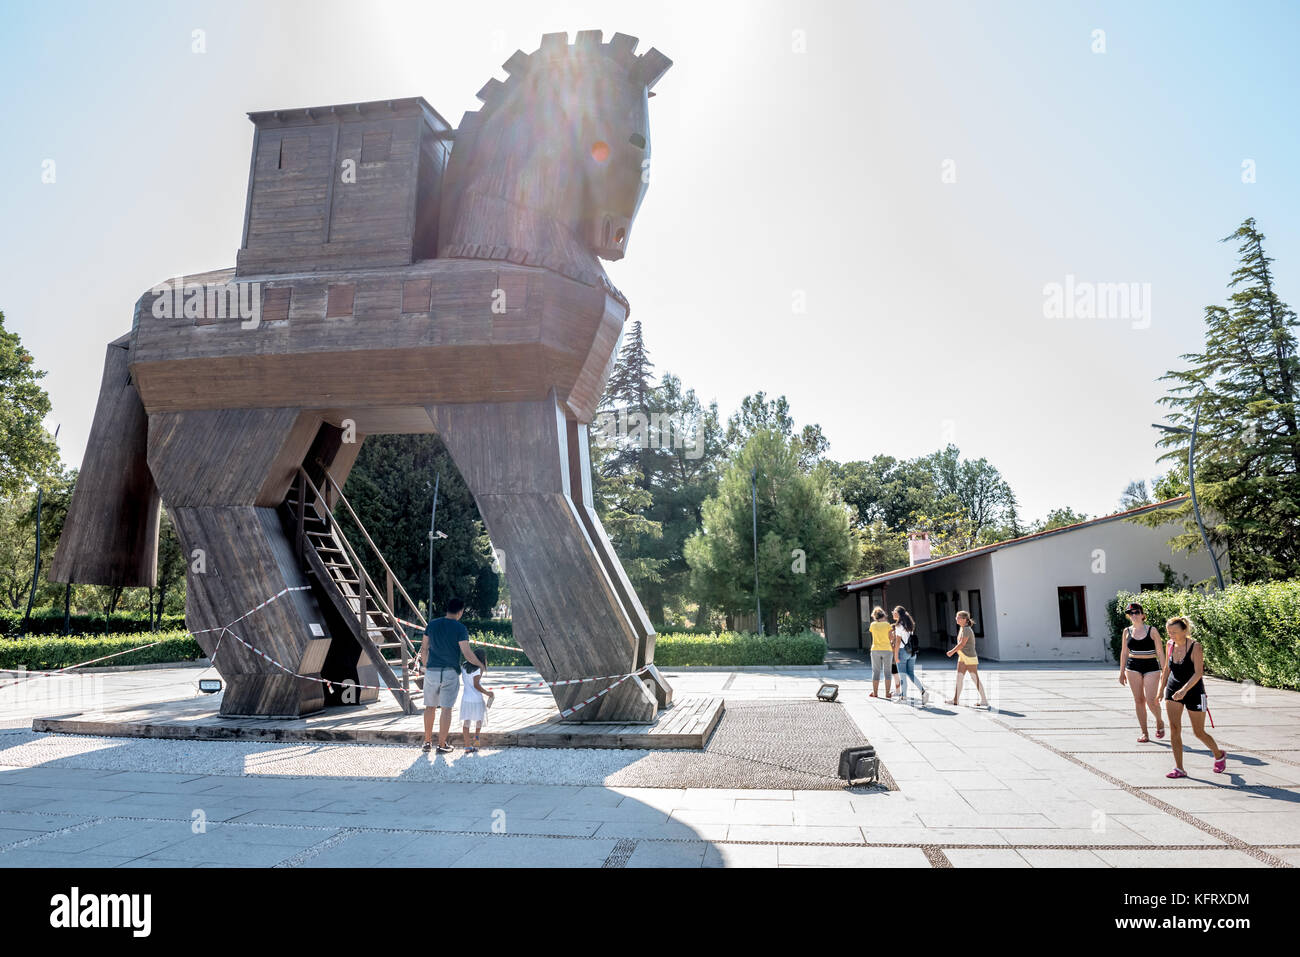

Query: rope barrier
[3,586,648,718]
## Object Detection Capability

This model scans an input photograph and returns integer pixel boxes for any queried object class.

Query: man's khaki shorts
[424,666,460,710]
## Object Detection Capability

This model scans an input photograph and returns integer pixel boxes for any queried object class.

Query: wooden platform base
[32,692,724,751]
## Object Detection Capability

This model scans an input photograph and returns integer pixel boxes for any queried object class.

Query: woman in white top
[459,651,494,753]
[891,605,929,706]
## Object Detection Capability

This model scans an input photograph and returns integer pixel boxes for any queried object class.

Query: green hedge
[651,631,827,667]
[0,630,203,672]
[1110,582,1300,690]
[469,629,827,668]
[0,627,828,673]
[0,610,186,637]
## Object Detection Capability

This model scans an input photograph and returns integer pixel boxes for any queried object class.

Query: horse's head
[440,31,671,265]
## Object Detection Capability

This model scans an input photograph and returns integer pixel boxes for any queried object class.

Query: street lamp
[750,465,762,636]
[427,474,442,616]
[1152,405,1226,590]
[22,424,59,634]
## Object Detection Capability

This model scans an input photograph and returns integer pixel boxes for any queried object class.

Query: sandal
[1137,733,1150,743]
[1213,753,1227,774]
[1156,725,1165,739]
[1166,768,1187,779]
[869,692,878,698]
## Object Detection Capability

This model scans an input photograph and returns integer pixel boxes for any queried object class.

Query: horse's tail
[48,332,160,587]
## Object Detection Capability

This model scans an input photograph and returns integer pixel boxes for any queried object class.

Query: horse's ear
[636,48,672,90]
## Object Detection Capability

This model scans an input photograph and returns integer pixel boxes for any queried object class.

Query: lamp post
[22,424,59,635]
[427,473,441,616]
[750,465,762,636]
[1152,407,1226,590]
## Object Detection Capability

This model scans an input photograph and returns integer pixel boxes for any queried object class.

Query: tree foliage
[685,429,855,634]
[0,311,60,497]
[1147,218,1300,581]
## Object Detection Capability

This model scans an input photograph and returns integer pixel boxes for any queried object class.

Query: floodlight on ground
[198,679,222,694]
[816,682,839,702]
[838,745,878,785]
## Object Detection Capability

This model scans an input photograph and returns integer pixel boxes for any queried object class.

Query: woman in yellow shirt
[945,610,990,707]
[867,606,895,699]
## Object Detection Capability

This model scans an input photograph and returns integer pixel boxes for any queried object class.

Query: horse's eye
[628,133,646,150]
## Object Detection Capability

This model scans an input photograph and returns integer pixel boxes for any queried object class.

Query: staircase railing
[289,467,425,709]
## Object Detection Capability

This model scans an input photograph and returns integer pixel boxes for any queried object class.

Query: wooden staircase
[282,467,427,714]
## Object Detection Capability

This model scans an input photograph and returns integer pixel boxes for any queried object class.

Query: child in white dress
[459,651,494,752]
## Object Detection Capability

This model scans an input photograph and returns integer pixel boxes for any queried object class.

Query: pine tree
[1153,218,1300,581]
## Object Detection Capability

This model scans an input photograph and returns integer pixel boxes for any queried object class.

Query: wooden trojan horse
[50,31,674,722]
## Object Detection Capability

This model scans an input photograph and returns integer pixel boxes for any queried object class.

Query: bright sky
[2,0,1297,522]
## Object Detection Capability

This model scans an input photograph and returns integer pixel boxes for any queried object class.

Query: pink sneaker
[1213,754,1227,774]
[1166,768,1187,779]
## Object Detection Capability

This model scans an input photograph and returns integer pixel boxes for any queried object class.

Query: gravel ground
[0,699,877,790]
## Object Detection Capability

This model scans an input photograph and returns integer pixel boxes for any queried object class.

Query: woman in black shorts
[1158,616,1227,778]
[1119,602,1165,742]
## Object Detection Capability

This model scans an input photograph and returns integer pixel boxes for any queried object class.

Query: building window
[362,130,392,164]
[934,592,949,639]
[261,286,291,322]
[277,134,309,171]
[326,284,355,318]
[1140,582,1166,593]
[1058,586,1088,637]
[968,590,984,637]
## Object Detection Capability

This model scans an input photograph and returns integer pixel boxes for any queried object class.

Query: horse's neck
[441,188,605,287]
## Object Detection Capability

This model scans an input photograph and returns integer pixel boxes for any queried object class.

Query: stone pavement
[1,658,1297,867]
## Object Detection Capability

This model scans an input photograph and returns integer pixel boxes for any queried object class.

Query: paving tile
[1090,848,1268,868]
[1015,848,1110,868]
[0,811,93,832]
[0,848,136,868]
[624,841,708,868]
[450,836,616,868]
[356,832,485,868]
[725,824,864,844]
[944,847,1030,867]
[592,821,728,842]
[778,845,930,867]
[141,835,309,866]
[703,842,780,868]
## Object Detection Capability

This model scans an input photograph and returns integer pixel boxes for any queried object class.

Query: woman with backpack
[891,605,930,706]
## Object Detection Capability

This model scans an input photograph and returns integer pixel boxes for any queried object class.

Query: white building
[825,498,1222,662]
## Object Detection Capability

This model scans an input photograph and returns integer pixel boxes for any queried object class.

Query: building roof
[246,96,453,132]
[839,496,1190,593]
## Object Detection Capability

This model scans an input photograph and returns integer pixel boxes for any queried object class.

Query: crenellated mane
[437,30,671,303]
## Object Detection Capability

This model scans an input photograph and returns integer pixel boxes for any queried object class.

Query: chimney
[908,531,931,566]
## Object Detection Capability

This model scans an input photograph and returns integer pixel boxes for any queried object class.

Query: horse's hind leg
[429,395,672,722]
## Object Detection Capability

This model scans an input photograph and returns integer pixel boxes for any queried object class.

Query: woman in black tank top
[1119,603,1166,743]
[1159,617,1227,778]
